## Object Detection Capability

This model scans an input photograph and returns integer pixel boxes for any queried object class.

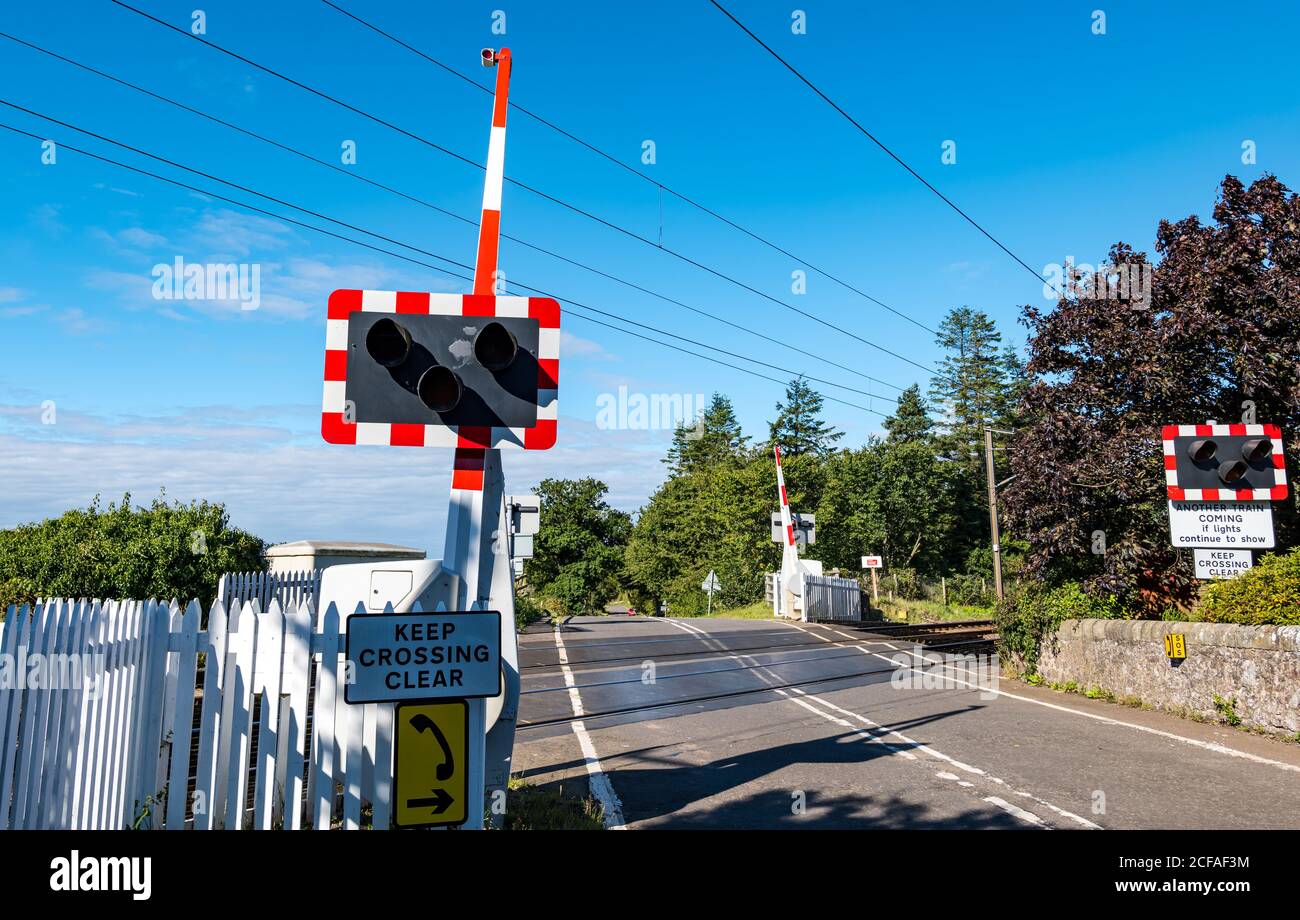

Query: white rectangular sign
[861,556,883,569]
[1167,500,1274,549]
[1193,548,1254,580]
[345,611,502,703]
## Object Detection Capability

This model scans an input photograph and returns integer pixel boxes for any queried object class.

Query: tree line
[527,301,1026,615]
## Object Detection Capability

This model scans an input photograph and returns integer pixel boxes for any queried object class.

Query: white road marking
[662,619,1096,829]
[780,624,1100,829]
[553,624,626,829]
[857,645,1300,777]
[984,796,1045,827]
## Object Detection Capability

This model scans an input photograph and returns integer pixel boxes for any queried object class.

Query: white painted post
[311,602,340,829]
[221,600,258,829]
[252,600,286,829]
[0,605,34,829]
[164,601,201,830]
[277,599,312,829]
[193,599,231,830]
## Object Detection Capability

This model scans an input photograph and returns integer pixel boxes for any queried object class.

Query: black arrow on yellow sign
[406,787,455,814]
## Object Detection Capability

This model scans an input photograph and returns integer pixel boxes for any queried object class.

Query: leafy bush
[0,494,265,609]
[513,595,549,630]
[888,568,924,600]
[947,573,996,607]
[995,581,1124,674]
[0,577,38,613]
[1198,547,1300,626]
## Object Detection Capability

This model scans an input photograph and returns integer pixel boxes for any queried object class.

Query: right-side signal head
[1187,439,1217,463]
[473,321,518,372]
[1241,437,1274,464]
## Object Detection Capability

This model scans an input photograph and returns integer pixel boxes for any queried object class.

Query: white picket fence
[0,596,392,830]
[217,569,321,609]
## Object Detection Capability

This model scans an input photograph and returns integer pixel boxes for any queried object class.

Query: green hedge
[995,581,1124,674]
[1198,548,1300,626]
[0,494,265,610]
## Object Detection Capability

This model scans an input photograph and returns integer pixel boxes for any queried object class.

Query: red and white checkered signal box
[321,289,559,451]
[1162,423,1287,501]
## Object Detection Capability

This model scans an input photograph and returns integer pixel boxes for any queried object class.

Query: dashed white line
[553,623,626,830]
[856,644,1300,777]
[984,796,1045,827]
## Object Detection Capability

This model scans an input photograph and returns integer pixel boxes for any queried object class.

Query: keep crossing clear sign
[345,611,502,703]
[1193,548,1254,580]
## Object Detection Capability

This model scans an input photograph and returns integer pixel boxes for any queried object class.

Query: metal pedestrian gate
[802,574,862,622]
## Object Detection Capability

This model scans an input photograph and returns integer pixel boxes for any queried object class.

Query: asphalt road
[513,615,1300,829]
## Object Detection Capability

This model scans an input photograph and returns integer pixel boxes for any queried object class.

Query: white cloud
[0,408,671,550]
[559,330,614,360]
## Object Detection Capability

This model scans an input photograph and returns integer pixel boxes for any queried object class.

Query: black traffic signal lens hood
[473,321,518,372]
[1241,437,1273,465]
[365,317,413,368]
[1187,438,1218,463]
[1218,459,1249,483]
[417,365,463,413]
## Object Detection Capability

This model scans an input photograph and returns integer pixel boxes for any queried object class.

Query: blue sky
[1,0,1298,552]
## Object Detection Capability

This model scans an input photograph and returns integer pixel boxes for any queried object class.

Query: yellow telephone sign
[394,700,468,828]
[1163,633,1187,660]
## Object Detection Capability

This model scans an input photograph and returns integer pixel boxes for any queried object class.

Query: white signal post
[441,47,515,829]
[773,445,806,615]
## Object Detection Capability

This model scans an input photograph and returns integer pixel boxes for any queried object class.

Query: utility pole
[984,426,1004,600]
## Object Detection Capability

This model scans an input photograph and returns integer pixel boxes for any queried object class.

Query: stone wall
[1037,619,1300,734]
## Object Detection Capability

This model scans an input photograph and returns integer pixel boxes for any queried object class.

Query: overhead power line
[315,0,939,336]
[706,0,1059,297]
[0,30,903,394]
[0,95,897,404]
[104,0,942,377]
[0,118,892,418]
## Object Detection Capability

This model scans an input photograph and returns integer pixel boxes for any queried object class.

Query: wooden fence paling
[39,599,80,828]
[193,600,230,830]
[104,600,137,829]
[164,602,201,830]
[14,603,54,827]
[73,602,111,829]
[252,601,285,830]
[278,600,312,829]
[0,606,32,829]
[222,602,257,829]
[311,603,340,829]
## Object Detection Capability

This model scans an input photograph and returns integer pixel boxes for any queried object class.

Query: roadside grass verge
[876,596,993,624]
[504,778,604,830]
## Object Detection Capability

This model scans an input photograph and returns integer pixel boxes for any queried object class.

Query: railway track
[520,619,997,673]
[518,634,998,730]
